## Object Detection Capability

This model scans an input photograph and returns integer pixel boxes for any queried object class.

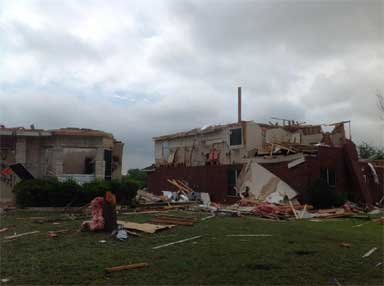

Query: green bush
[110,179,138,205]
[81,180,111,204]
[306,179,347,209]
[55,179,83,207]
[14,178,59,208]
[122,169,147,189]
[14,178,139,207]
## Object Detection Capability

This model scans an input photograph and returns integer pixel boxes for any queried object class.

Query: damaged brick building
[148,88,383,207]
[0,126,123,203]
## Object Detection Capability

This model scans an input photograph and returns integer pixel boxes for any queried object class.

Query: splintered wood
[167,179,194,193]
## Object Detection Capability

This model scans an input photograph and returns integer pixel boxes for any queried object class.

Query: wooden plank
[362,247,377,258]
[288,157,305,169]
[288,200,299,219]
[117,220,175,234]
[152,235,202,249]
[4,231,40,240]
[105,262,148,272]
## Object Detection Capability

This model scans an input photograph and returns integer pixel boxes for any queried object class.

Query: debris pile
[132,179,210,212]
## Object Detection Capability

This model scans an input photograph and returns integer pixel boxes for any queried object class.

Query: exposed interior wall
[0,174,19,204]
[112,141,124,179]
[245,122,263,152]
[265,128,292,144]
[25,137,43,177]
[301,133,323,145]
[154,124,251,167]
[62,147,97,174]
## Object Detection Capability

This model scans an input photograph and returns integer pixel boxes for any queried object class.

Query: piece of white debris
[362,247,378,258]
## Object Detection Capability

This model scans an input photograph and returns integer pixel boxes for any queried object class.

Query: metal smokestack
[238,86,242,122]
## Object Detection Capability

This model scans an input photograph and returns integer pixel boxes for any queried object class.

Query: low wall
[148,164,243,204]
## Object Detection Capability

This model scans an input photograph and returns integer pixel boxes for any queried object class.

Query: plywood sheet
[117,220,175,234]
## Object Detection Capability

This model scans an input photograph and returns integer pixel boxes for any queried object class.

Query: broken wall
[148,164,243,204]
[62,148,97,174]
[154,123,255,167]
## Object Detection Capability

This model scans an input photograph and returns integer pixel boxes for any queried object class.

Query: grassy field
[0,210,383,285]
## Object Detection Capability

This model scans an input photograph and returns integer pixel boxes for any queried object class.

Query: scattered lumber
[0,228,9,233]
[167,179,194,193]
[105,262,148,272]
[152,235,202,249]
[4,231,40,240]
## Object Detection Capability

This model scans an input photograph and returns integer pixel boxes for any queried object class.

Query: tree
[122,168,147,189]
[358,142,384,160]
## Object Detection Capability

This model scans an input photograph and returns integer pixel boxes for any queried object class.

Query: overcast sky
[0,0,383,172]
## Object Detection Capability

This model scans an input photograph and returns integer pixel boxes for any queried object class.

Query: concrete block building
[0,126,123,204]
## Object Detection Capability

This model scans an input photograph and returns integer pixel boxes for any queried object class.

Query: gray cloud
[0,0,382,173]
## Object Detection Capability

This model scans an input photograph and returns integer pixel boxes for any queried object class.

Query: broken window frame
[227,168,240,197]
[162,141,169,161]
[320,167,336,187]
[229,128,242,147]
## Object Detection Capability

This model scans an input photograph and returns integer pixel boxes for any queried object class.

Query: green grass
[1,210,383,285]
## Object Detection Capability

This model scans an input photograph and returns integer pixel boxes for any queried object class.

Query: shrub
[14,178,59,208]
[306,179,347,209]
[14,178,139,207]
[54,179,82,207]
[122,169,147,189]
[109,179,138,205]
[81,180,111,204]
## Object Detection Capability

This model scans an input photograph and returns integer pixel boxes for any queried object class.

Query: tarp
[9,163,34,179]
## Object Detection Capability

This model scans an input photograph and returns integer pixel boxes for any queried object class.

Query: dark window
[0,135,16,150]
[230,128,242,146]
[320,168,336,187]
[104,149,112,181]
[84,157,95,174]
[227,168,238,196]
[328,169,336,186]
